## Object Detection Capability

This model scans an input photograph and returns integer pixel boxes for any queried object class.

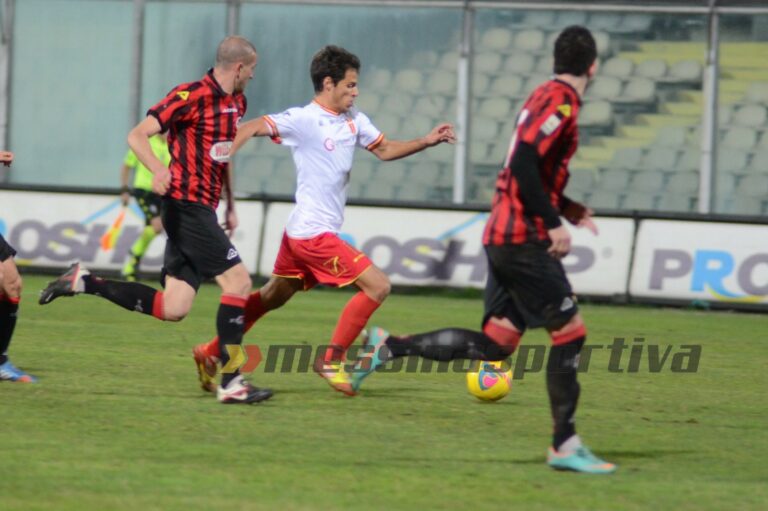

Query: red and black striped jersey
[483,79,581,246]
[147,69,246,208]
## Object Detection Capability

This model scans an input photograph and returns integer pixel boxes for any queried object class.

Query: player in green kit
[119,133,170,280]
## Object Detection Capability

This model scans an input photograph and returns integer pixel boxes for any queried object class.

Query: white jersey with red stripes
[263,100,384,238]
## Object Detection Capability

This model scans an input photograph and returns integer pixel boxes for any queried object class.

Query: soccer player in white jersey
[193,45,455,395]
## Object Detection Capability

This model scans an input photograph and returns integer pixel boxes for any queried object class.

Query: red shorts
[272,232,373,289]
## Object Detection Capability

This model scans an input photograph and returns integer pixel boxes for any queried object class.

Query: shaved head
[215,36,257,69]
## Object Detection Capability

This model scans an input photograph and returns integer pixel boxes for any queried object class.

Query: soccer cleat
[351,326,391,391]
[38,262,90,305]
[313,358,356,396]
[0,360,37,383]
[193,344,219,393]
[217,375,273,404]
[547,446,617,474]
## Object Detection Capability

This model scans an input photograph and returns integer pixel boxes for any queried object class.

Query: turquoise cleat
[351,327,391,392]
[547,446,617,474]
[0,360,37,383]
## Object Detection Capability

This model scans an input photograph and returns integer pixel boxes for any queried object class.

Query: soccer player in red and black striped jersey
[352,26,616,474]
[39,37,271,404]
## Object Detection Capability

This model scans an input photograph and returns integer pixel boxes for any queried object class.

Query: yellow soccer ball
[466,360,512,402]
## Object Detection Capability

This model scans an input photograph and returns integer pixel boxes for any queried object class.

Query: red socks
[324,292,381,363]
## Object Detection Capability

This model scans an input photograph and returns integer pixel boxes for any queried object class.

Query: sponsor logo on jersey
[557,104,572,117]
[227,248,239,260]
[221,107,239,114]
[209,141,233,162]
[176,91,190,100]
[324,138,336,152]
[541,114,562,135]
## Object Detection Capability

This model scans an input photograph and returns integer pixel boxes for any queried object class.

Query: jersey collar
[312,99,342,116]
[552,78,583,106]
[204,68,228,97]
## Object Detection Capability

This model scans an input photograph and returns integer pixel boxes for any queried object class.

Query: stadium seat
[488,75,524,98]
[602,57,634,79]
[553,11,588,29]
[622,193,656,210]
[717,148,749,174]
[721,127,758,150]
[636,59,668,80]
[617,14,653,34]
[439,51,460,72]
[470,142,491,162]
[425,70,456,94]
[428,144,455,164]
[478,97,513,119]
[368,68,392,91]
[630,171,665,192]
[471,117,499,141]
[609,147,644,170]
[400,114,434,139]
[373,113,401,135]
[566,169,597,192]
[579,101,613,128]
[747,150,768,174]
[641,147,679,171]
[472,72,490,95]
[479,28,513,52]
[618,78,656,104]
[408,50,439,68]
[414,95,448,118]
[718,104,734,125]
[535,55,553,74]
[588,190,621,209]
[347,182,365,198]
[598,168,631,190]
[667,171,699,193]
[513,29,545,52]
[396,184,429,201]
[351,160,375,182]
[657,191,695,212]
[589,12,623,32]
[524,74,553,94]
[721,195,763,215]
[503,52,536,75]
[586,77,622,101]
[394,70,424,92]
[736,174,768,198]
[654,125,688,148]
[745,82,768,104]
[364,182,397,200]
[520,11,556,28]
[716,172,737,195]
[594,31,611,56]
[355,94,380,114]
[662,59,703,83]
[380,94,414,116]
[475,52,503,74]
[731,104,767,128]
[410,161,443,184]
[676,147,701,172]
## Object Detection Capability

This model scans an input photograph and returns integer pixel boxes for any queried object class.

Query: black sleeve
[510,142,562,229]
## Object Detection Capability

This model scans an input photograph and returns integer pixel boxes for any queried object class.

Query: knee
[3,273,22,299]
[162,306,188,322]
[369,276,391,303]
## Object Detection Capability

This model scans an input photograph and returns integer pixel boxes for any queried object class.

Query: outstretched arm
[231,117,273,156]
[370,123,456,161]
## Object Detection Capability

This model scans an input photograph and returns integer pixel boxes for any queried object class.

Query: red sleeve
[147,83,198,132]
[517,89,574,158]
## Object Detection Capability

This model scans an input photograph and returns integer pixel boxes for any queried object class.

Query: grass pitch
[1,275,766,510]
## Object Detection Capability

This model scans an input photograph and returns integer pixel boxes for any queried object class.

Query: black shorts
[483,243,578,332]
[133,189,162,225]
[160,198,242,291]
[0,233,16,262]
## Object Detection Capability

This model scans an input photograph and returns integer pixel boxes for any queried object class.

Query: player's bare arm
[560,195,598,235]
[370,123,456,161]
[0,151,14,166]
[127,116,170,195]
[230,117,272,155]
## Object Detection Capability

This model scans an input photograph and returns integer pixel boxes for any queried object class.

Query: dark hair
[310,45,361,92]
[553,26,597,76]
